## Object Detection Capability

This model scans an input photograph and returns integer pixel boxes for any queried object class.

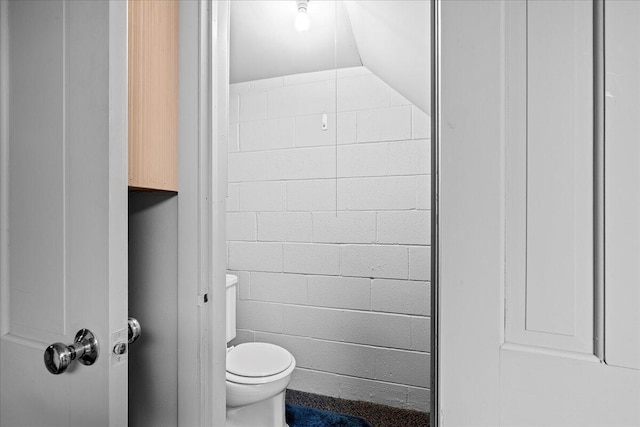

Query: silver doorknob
[128,317,141,344]
[44,329,99,375]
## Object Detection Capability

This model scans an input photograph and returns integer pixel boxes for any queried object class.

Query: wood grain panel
[128,0,178,191]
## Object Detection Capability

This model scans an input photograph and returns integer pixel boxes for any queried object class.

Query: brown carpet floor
[285,389,430,427]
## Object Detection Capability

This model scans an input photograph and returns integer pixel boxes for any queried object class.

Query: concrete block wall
[227,67,431,412]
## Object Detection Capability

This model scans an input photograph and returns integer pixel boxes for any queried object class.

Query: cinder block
[229,329,255,347]
[283,305,344,341]
[338,376,408,410]
[341,310,412,349]
[239,92,266,122]
[238,181,286,212]
[239,118,295,152]
[409,246,431,281]
[289,368,342,397]
[255,332,375,380]
[388,140,430,176]
[226,212,257,241]
[337,143,388,178]
[283,243,340,275]
[412,106,431,140]
[237,300,283,333]
[338,176,417,211]
[227,183,239,212]
[407,386,431,412]
[236,270,251,300]
[410,316,430,352]
[337,75,391,112]
[228,241,282,272]
[264,147,336,180]
[229,93,240,123]
[295,112,357,147]
[250,272,307,304]
[337,66,371,78]
[257,212,312,242]
[228,151,265,183]
[374,349,430,387]
[287,180,336,212]
[417,175,431,210]
[390,90,412,107]
[371,279,430,316]
[283,69,334,85]
[250,76,283,91]
[357,106,412,143]
[341,245,409,279]
[229,123,239,153]
[230,82,250,95]
[376,211,430,245]
[267,80,334,118]
[312,212,376,244]
[307,275,371,310]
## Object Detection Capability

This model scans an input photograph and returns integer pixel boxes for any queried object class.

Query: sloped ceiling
[230,0,430,114]
[230,1,362,83]
[344,1,430,114]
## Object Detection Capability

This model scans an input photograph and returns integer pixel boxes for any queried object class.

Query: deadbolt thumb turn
[44,329,99,375]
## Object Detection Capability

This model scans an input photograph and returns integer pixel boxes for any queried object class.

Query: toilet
[225,274,296,427]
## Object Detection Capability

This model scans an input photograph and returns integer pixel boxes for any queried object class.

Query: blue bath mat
[285,403,373,427]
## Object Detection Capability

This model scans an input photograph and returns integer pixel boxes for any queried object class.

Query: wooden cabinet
[128,0,179,191]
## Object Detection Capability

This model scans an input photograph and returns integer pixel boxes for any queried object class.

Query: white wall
[227,67,431,411]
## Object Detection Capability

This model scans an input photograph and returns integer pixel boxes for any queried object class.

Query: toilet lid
[226,343,293,378]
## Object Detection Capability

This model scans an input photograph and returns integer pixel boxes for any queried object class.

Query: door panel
[604,0,640,371]
[8,0,66,337]
[0,1,128,426]
[505,0,593,354]
[439,0,640,425]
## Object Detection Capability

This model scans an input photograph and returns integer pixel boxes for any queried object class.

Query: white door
[0,1,128,426]
[437,0,640,425]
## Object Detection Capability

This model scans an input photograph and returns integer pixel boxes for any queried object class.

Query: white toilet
[225,274,296,427]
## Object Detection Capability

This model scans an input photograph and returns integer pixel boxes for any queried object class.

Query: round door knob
[128,317,141,344]
[44,343,73,375]
[44,329,99,375]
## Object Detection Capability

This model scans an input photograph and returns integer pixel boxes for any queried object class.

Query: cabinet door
[128,0,179,191]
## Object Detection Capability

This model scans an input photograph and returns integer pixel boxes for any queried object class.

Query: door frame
[176,0,229,426]
[429,0,440,425]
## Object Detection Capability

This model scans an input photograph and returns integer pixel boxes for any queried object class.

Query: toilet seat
[226,343,294,385]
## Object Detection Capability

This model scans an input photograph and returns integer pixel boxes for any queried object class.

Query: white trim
[500,343,602,363]
[430,0,440,424]
[108,1,129,425]
[0,333,48,350]
[177,1,229,426]
[0,0,9,338]
[208,0,230,426]
[177,1,207,425]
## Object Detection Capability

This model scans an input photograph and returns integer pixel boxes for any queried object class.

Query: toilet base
[226,389,288,427]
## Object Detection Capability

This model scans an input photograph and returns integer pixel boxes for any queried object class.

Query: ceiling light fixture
[295,0,310,32]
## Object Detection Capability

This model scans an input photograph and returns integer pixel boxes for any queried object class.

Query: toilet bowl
[225,342,296,427]
[224,275,296,427]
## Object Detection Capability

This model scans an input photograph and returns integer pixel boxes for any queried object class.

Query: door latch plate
[111,328,128,367]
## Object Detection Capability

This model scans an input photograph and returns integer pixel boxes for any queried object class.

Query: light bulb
[295,8,310,31]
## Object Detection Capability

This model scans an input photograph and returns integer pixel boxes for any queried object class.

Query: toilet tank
[226,274,238,343]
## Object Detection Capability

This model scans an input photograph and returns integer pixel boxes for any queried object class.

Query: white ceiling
[230,0,430,114]
[230,1,362,84]
[345,1,430,114]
